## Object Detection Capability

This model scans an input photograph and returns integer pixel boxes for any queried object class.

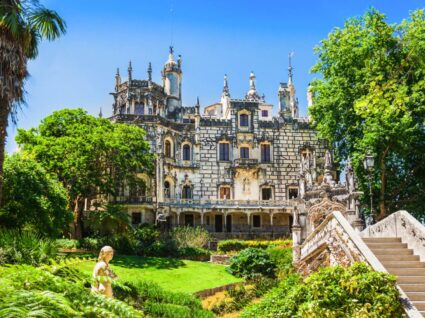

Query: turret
[221,74,231,119]
[115,68,121,91]
[279,53,299,118]
[128,61,133,84]
[245,71,261,101]
[162,46,182,116]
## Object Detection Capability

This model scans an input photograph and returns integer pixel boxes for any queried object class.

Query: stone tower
[279,53,298,119]
[162,46,182,118]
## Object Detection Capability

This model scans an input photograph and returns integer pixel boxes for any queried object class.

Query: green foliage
[267,247,293,278]
[0,153,71,237]
[55,239,80,249]
[171,226,211,249]
[178,246,211,261]
[310,8,425,218]
[85,204,131,237]
[218,239,292,253]
[0,229,58,266]
[227,248,277,279]
[16,108,154,237]
[0,263,144,317]
[241,263,404,318]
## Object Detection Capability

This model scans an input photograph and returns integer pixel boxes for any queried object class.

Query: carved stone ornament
[308,196,346,229]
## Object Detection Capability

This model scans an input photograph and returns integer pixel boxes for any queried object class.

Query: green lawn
[74,255,242,294]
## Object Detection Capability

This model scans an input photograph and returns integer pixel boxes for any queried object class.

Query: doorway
[226,215,232,232]
[215,215,223,232]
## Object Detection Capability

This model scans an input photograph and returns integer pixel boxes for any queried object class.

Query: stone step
[371,248,413,255]
[398,276,425,284]
[405,292,425,301]
[389,268,425,276]
[413,301,425,311]
[399,284,425,292]
[381,261,425,268]
[366,242,408,249]
[377,254,420,262]
[363,237,401,243]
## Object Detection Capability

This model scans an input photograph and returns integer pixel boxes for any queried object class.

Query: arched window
[164,181,171,198]
[182,185,192,199]
[165,140,172,158]
[240,114,249,127]
[182,144,191,161]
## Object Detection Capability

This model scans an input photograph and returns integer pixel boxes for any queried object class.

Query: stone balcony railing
[113,196,153,204]
[234,158,258,167]
[172,160,200,168]
[160,198,297,209]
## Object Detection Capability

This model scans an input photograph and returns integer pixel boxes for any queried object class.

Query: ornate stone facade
[103,48,340,238]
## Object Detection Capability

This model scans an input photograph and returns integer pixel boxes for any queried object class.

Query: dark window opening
[132,212,141,225]
[219,143,230,161]
[253,215,261,228]
[261,110,268,117]
[261,144,271,162]
[185,214,194,227]
[240,147,249,159]
[262,188,272,200]
[220,187,231,199]
[288,188,299,199]
[240,114,249,127]
[182,144,191,161]
[165,140,172,158]
[135,103,144,115]
[182,185,192,199]
[164,181,171,198]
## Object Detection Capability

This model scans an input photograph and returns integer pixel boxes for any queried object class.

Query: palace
[104,47,334,239]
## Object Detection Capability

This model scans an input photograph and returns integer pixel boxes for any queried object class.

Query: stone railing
[160,198,296,209]
[234,158,258,167]
[113,196,153,204]
[361,210,425,262]
[296,211,421,318]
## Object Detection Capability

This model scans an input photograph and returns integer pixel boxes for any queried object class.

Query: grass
[73,254,243,294]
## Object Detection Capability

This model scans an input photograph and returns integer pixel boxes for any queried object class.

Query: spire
[99,107,103,118]
[195,96,200,115]
[147,62,152,81]
[288,52,294,86]
[168,46,175,62]
[222,74,230,97]
[115,68,121,90]
[249,71,256,90]
[245,71,260,100]
[128,61,133,83]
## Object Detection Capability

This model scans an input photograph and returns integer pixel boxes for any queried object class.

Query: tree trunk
[72,196,83,239]
[378,147,389,220]
[0,96,10,205]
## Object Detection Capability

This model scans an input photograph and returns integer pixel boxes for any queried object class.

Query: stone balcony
[160,198,297,209]
[233,158,258,168]
[172,160,200,169]
[113,196,153,205]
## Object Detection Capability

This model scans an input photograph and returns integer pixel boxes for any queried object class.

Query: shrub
[267,247,293,278]
[134,224,162,256]
[178,247,211,261]
[227,248,277,279]
[171,226,211,250]
[56,238,80,249]
[218,239,292,253]
[241,263,404,318]
[0,229,58,266]
[79,237,102,250]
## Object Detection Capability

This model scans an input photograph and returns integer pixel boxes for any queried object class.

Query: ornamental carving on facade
[308,196,347,229]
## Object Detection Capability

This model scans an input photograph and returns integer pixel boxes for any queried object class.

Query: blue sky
[7,0,424,152]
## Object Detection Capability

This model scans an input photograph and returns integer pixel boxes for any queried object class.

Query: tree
[16,108,154,238]
[0,153,71,237]
[0,0,66,203]
[310,9,425,219]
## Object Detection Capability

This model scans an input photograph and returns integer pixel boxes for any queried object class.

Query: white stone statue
[92,246,117,298]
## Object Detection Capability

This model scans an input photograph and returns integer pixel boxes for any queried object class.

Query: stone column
[176,212,180,227]
[201,212,204,226]
[292,208,302,264]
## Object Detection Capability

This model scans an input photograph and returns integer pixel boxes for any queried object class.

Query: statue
[345,159,355,193]
[92,246,117,298]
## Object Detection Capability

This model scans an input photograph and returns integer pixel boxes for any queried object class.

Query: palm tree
[0,0,66,202]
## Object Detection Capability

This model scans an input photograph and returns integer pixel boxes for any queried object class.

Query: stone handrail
[297,211,421,318]
[361,210,425,262]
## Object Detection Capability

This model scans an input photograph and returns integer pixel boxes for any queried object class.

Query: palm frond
[28,8,66,41]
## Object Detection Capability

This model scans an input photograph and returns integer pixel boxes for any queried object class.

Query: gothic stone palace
[105,47,331,238]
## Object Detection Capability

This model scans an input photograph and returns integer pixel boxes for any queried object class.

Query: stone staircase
[364,237,425,316]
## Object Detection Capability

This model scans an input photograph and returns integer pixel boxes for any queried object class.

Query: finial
[116,68,120,76]
[288,52,294,85]
[223,74,230,96]
[99,107,103,118]
[115,68,121,90]
[147,62,152,81]
[178,54,182,67]
[169,46,174,54]
[249,71,256,89]
[128,61,133,82]
[196,96,200,107]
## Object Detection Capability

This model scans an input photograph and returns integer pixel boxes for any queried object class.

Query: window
[182,185,192,199]
[253,215,261,228]
[135,103,144,115]
[220,187,231,199]
[132,212,141,225]
[261,110,268,117]
[239,114,249,127]
[184,214,194,227]
[261,144,271,162]
[182,144,191,161]
[164,181,171,198]
[262,188,272,200]
[240,147,249,159]
[219,143,230,161]
[165,140,172,158]
[288,187,299,199]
